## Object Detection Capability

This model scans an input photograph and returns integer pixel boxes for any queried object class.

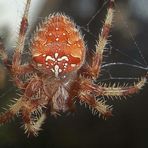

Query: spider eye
[31,14,85,77]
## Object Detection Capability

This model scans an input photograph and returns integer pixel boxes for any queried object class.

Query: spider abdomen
[31,14,86,77]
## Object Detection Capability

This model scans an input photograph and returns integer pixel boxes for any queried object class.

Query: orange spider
[0,0,147,137]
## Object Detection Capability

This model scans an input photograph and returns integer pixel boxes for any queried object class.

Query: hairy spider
[0,0,147,136]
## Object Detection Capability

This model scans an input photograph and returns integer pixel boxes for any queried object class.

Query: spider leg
[0,98,24,124]
[0,96,47,137]
[78,76,112,117]
[80,76,147,99]
[97,77,147,98]
[0,75,44,125]
[0,97,45,127]
[0,38,33,89]
[87,0,114,79]
[21,99,47,137]
[23,112,46,137]
[12,0,31,65]
[0,76,49,136]
[11,0,33,87]
[11,65,34,89]
[78,76,146,117]
[20,76,50,136]
[0,38,10,70]
[79,91,112,118]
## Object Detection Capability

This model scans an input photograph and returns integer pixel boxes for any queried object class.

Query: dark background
[0,0,148,148]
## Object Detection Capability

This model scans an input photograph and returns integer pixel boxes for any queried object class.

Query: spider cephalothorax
[0,0,147,137]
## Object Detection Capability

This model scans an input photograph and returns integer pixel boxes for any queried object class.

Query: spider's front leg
[77,0,115,116]
[82,0,114,79]
[11,0,33,88]
[12,0,31,66]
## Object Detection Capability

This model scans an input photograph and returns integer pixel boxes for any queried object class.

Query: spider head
[31,14,85,78]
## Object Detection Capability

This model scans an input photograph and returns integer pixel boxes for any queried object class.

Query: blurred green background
[0,0,148,148]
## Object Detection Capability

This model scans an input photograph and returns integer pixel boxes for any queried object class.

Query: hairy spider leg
[21,76,49,136]
[21,99,47,137]
[81,77,146,98]
[78,77,112,117]
[11,0,33,88]
[79,91,112,118]
[15,75,47,136]
[0,98,23,124]
[0,97,45,125]
[78,76,146,117]
[77,0,115,117]
[0,38,9,70]
[97,78,147,98]
[0,74,49,135]
[23,112,46,137]
[0,38,33,88]
[90,0,114,79]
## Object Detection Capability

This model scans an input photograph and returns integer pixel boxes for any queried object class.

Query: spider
[0,0,147,137]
